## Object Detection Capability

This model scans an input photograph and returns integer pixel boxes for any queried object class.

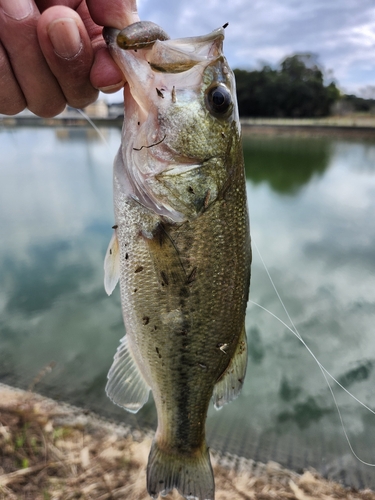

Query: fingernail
[48,18,82,59]
[0,0,33,20]
[98,82,124,93]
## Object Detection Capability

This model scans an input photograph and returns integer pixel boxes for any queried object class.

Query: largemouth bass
[103,21,251,500]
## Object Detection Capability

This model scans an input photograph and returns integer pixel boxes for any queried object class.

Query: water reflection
[1,127,375,488]
[277,397,333,430]
[279,377,301,402]
[242,134,331,194]
[4,240,91,314]
[247,326,265,363]
[337,361,374,388]
[55,128,109,142]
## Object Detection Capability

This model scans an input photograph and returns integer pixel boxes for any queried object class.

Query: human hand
[0,0,139,117]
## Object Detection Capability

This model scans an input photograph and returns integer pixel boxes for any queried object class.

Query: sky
[105,0,375,102]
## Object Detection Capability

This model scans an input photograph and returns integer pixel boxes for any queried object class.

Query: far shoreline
[2,114,375,139]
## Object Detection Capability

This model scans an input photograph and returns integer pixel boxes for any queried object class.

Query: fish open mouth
[106,22,237,223]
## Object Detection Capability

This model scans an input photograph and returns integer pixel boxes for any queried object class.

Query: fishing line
[252,238,302,341]
[77,109,111,150]
[251,237,375,466]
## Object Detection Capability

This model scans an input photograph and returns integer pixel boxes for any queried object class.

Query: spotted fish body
[103,23,251,500]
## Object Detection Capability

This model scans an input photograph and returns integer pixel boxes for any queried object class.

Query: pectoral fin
[106,335,150,413]
[212,325,247,410]
[104,229,120,295]
[147,222,188,288]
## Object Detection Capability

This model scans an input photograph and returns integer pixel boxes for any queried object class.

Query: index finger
[86,0,140,93]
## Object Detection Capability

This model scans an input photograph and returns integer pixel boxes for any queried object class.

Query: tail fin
[147,439,214,500]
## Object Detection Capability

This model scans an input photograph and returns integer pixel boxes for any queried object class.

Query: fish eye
[206,85,232,115]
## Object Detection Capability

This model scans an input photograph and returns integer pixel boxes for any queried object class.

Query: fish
[102,21,251,500]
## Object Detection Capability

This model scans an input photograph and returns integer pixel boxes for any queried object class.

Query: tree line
[234,53,372,118]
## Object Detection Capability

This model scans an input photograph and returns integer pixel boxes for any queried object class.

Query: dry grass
[0,385,374,500]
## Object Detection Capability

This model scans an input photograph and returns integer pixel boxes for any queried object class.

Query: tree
[234,53,340,118]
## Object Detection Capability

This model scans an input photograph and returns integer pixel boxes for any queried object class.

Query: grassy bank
[241,115,375,128]
[0,385,374,500]
[240,115,375,139]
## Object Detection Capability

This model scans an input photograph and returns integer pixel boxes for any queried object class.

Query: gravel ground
[0,385,374,500]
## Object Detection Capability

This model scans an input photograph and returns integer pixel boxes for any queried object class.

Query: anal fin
[106,335,150,413]
[212,325,247,410]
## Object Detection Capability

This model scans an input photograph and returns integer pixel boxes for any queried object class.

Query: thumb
[86,0,140,29]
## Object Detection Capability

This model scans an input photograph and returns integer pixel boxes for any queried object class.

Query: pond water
[1,125,375,489]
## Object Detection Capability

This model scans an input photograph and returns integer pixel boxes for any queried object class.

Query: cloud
[137,0,375,92]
